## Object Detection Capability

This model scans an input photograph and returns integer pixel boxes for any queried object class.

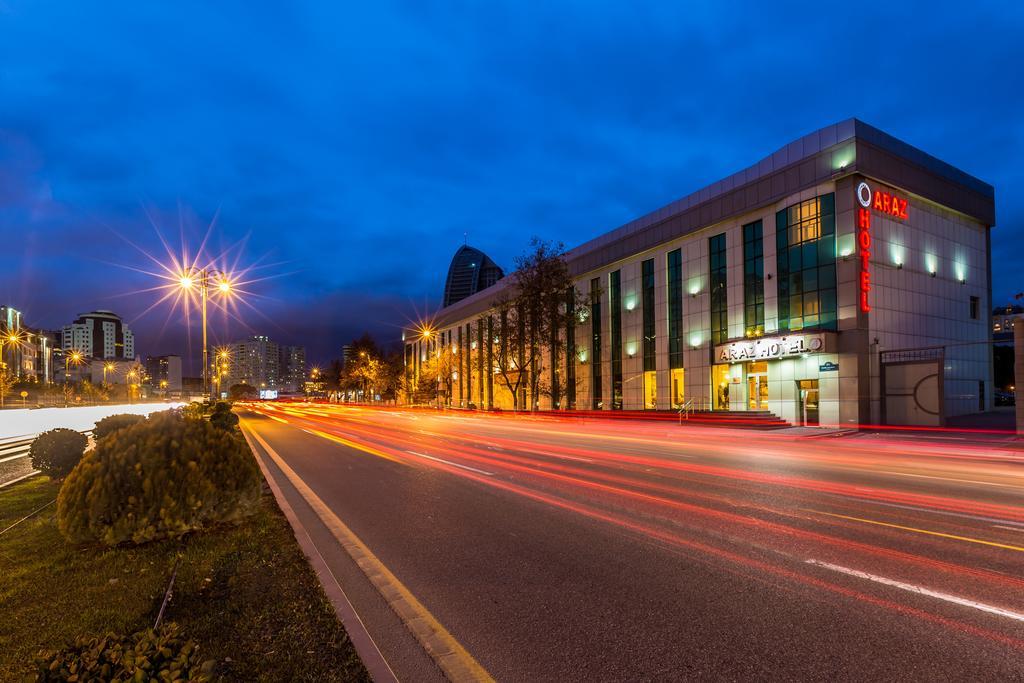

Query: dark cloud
[1,1,1022,370]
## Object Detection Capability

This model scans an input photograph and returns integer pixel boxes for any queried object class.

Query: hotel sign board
[714,333,825,364]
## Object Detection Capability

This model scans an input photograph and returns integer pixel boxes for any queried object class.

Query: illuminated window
[777,193,836,332]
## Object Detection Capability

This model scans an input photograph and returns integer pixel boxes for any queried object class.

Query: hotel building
[404,120,995,427]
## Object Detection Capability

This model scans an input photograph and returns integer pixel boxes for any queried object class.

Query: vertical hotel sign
[856,183,873,312]
[855,181,909,313]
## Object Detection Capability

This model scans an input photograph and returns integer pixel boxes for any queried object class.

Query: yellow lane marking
[806,509,1024,553]
[243,426,493,683]
[303,427,409,466]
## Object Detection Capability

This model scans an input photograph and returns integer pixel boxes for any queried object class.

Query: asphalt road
[239,404,1024,681]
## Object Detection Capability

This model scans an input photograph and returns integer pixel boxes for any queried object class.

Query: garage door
[881,348,944,427]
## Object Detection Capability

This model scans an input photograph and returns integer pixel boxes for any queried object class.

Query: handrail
[678,398,694,424]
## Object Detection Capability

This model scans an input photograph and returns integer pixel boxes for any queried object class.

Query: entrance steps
[555,409,790,429]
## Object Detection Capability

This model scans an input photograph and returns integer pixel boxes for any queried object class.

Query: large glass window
[709,233,728,345]
[776,194,837,332]
[609,270,623,410]
[642,259,656,373]
[667,249,683,370]
[565,288,577,409]
[590,278,602,409]
[743,221,764,336]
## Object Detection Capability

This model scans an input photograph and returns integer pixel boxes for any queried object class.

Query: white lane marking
[885,471,1022,490]
[994,525,1024,533]
[406,451,494,476]
[805,559,1024,623]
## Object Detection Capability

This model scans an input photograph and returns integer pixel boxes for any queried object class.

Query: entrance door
[746,361,768,410]
[797,379,819,425]
[712,364,730,410]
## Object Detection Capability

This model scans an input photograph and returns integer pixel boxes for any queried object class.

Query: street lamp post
[64,350,83,407]
[179,268,233,401]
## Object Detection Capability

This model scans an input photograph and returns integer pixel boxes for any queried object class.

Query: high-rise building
[442,245,504,307]
[224,335,281,390]
[145,355,183,393]
[61,310,135,360]
[280,345,306,392]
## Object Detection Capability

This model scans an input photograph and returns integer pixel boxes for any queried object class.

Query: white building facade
[405,120,995,427]
[61,310,135,360]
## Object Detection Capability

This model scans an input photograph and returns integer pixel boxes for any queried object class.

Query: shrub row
[57,410,260,546]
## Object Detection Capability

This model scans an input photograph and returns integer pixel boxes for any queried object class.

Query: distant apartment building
[145,355,183,392]
[61,310,135,360]
[993,304,1024,345]
[223,335,306,392]
[225,335,281,390]
[1,305,55,382]
[281,345,306,392]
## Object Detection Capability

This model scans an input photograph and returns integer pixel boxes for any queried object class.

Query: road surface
[239,404,1024,681]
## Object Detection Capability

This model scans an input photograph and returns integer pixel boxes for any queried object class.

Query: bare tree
[490,239,584,411]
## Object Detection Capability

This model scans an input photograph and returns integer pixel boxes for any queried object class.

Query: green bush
[92,413,147,440]
[57,411,261,546]
[33,622,215,682]
[209,401,239,431]
[29,428,88,479]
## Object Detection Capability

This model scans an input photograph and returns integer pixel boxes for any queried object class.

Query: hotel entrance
[797,379,819,425]
[746,361,768,410]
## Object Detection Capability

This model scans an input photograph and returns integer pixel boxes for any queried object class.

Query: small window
[970,296,980,320]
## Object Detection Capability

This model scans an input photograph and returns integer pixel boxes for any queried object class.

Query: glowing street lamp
[64,350,84,407]
[103,361,116,388]
[178,268,234,400]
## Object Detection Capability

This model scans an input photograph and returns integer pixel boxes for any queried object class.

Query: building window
[590,278,602,410]
[642,259,656,373]
[743,220,764,336]
[709,233,728,345]
[667,249,683,370]
[970,296,980,320]
[776,193,837,332]
[642,259,657,409]
[565,288,576,410]
[609,270,623,410]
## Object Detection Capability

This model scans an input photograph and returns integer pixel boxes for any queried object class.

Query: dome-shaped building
[442,245,504,308]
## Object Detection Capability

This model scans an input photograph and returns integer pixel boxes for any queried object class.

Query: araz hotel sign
[715,334,826,363]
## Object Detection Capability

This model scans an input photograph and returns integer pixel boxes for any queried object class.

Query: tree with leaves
[0,364,16,408]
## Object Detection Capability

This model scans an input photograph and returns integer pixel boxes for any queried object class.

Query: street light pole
[180,268,232,402]
[201,269,209,403]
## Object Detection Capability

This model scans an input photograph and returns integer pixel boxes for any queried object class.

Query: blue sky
[1,1,1021,367]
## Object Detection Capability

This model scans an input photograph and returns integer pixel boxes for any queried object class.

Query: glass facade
[565,287,576,409]
[642,259,656,372]
[609,269,623,410]
[642,259,656,409]
[742,220,764,336]
[667,248,683,370]
[709,233,728,345]
[590,277,602,409]
[776,194,837,332]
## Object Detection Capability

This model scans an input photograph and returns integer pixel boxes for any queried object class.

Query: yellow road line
[304,427,409,466]
[807,509,1024,553]
[243,425,493,682]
